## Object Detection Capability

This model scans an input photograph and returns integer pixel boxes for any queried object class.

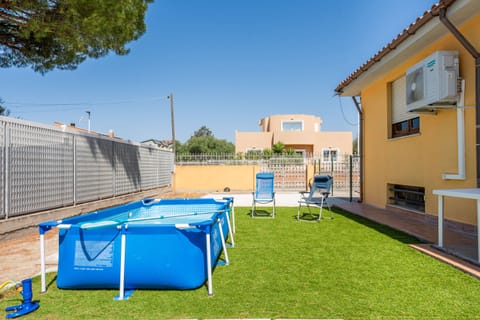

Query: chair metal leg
[272,199,276,218]
[252,200,275,218]
[322,201,333,219]
[317,202,323,221]
[297,203,322,222]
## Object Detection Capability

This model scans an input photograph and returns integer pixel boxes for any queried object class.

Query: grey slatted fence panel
[158,149,174,186]
[114,142,141,195]
[0,117,173,219]
[8,123,74,217]
[139,146,159,189]
[75,135,115,203]
[0,121,4,218]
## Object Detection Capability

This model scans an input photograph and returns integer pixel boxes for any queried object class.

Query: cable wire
[338,95,358,126]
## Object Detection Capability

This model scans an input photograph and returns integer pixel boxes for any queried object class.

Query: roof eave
[336,0,479,97]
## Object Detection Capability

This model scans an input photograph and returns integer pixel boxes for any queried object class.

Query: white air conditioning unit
[406,51,459,112]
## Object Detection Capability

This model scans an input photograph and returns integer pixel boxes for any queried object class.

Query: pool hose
[0,280,18,293]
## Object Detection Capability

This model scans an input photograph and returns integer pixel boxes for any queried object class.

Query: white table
[432,188,480,262]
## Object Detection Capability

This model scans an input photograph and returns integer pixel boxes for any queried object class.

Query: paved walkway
[332,199,480,278]
[1,192,478,287]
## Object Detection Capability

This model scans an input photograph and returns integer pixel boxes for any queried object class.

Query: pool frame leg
[224,210,235,248]
[230,201,236,234]
[118,225,127,300]
[206,232,213,296]
[222,197,236,234]
[217,218,229,265]
[40,233,46,293]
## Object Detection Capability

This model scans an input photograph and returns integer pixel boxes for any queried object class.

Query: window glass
[322,148,339,162]
[392,117,420,138]
[331,150,338,162]
[412,117,420,129]
[282,121,303,131]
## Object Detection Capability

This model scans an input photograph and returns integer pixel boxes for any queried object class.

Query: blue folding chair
[297,174,333,222]
[251,172,276,218]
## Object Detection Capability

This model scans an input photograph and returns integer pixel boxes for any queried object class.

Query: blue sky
[0,0,438,143]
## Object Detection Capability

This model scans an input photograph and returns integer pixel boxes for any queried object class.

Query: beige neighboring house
[235,114,352,161]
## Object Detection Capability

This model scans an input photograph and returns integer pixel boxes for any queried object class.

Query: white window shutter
[392,75,417,124]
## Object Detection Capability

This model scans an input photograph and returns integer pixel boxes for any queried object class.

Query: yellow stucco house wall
[336,0,480,226]
[235,114,352,157]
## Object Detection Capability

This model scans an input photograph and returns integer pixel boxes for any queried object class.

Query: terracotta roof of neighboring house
[53,122,120,140]
[334,0,457,94]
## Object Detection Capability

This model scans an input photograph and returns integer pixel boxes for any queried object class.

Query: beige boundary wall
[174,165,260,192]
[174,164,318,193]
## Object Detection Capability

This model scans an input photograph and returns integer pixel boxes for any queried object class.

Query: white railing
[175,152,360,197]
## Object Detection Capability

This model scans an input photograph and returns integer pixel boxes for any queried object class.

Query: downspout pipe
[438,7,480,186]
[443,80,466,180]
[352,96,364,202]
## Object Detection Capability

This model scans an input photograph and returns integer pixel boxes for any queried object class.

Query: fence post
[349,155,353,202]
[330,156,334,196]
[112,140,116,197]
[3,122,8,219]
[73,135,77,205]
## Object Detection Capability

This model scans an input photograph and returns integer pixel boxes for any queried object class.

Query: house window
[392,117,420,138]
[282,120,303,132]
[390,76,420,138]
[322,148,338,162]
[388,184,425,212]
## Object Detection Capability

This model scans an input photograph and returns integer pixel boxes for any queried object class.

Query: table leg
[438,195,444,248]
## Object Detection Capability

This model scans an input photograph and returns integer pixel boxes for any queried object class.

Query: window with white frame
[322,148,339,162]
[281,120,303,131]
[391,75,420,138]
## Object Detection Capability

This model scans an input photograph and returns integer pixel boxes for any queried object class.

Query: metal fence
[314,155,361,199]
[0,117,173,219]
[260,158,307,191]
[176,153,263,165]
[176,152,360,197]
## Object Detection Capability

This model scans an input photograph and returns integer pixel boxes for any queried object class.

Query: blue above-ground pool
[39,197,234,298]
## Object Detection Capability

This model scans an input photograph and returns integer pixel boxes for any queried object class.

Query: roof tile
[335,0,457,94]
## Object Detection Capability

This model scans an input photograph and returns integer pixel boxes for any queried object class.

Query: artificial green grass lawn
[2,207,480,319]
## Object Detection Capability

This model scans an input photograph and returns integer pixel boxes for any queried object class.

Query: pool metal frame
[38,197,235,299]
